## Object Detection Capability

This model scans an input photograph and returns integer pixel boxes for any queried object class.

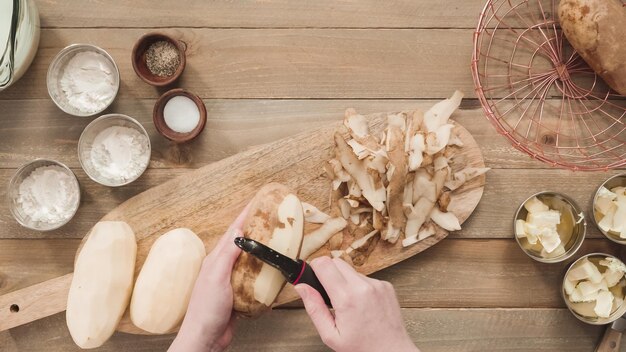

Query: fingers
[204,203,252,282]
[213,202,252,253]
[228,202,252,232]
[310,256,347,298]
[332,257,368,284]
[210,228,243,277]
[295,284,339,346]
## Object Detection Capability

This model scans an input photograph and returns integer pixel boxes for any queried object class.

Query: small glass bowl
[78,114,151,187]
[513,191,586,263]
[8,159,81,231]
[592,173,626,245]
[562,253,626,325]
[47,44,120,117]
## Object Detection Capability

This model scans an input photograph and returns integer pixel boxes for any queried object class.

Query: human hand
[169,205,249,352]
[294,257,419,352]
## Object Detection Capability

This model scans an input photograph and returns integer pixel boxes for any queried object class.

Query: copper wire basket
[471,0,626,171]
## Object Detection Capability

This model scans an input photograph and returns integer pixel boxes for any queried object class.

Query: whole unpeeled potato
[231,183,304,318]
[558,0,626,95]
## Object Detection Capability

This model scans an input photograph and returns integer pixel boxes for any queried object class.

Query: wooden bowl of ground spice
[132,32,186,86]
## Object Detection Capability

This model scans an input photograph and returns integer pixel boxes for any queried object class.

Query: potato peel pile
[323,91,489,262]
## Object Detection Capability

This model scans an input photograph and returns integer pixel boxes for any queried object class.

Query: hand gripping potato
[558,0,626,95]
[66,221,137,349]
[231,183,304,318]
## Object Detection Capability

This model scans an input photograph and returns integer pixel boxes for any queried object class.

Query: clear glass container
[0,0,40,92]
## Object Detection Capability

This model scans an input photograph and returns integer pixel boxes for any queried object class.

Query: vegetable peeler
[233,237,332,307]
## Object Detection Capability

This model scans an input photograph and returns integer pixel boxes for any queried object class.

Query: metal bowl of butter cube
[514,191,586,263]
[562,253,626,325]
[592,174,626,245]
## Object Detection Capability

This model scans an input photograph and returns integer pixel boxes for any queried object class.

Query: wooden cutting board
[0,109,486,335]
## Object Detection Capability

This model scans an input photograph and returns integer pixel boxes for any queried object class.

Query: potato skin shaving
[326,91,487,263]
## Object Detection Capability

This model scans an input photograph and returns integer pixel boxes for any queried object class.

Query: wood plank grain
[0,29,474,100]
[0,99,539,169]
[0,168,620,240]
[0,308,620,351]
[34,0,484,29]
[2,97,620,170]
[2,238,623,309]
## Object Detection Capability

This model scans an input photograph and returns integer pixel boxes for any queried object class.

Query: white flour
[90,126,150,182]
[17,165,79,224]
[59,51,116,113]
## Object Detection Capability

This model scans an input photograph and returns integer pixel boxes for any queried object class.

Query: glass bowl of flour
[47,44,120,117]
[78,114,151,187]
[8,159,81,231]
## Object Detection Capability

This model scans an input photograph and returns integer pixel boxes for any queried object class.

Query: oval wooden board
[0,110,485,335]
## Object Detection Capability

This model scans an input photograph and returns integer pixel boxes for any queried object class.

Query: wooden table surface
[1,1,625,351]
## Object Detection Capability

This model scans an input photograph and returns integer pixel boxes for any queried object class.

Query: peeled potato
[130,228,206,334]
[558,0,626,95]
[231,183,304,318]
[66,221,137,349]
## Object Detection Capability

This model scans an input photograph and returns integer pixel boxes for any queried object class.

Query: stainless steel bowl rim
[46,43,120,117]
[592,173,626,245]
[7,158,81,231]
[513,191,587,263]
[561,252,626,325]
[77,113,152,187]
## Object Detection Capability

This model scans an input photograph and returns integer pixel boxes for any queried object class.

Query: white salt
[163,95,200,133]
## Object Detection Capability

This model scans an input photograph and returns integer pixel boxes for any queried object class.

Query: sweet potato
[559,0,626,95]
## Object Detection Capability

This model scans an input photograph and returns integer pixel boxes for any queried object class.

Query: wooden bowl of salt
[153,88,207,143]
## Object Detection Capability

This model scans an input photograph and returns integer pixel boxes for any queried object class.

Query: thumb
[211,228,242,281]
[295,284,338,344]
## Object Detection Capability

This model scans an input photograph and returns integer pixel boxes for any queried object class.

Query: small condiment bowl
[153,88,207,143]
[47,44,120,117]
[132,32,186,86]
[7,159,81,231]
[78,114,151,187]
[592,173,626,245]
[514,191,586,263]
[562,253,626,325]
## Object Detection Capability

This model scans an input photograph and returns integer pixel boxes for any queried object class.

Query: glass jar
[0,0,40,92]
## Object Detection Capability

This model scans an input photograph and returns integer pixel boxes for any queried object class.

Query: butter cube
[604,269,625,287]
[524,196,549,214]
[595,187,617,215]
[568,258,603,283]
[577,280,608,296]
[538,228,561,254]
[527,210,561,228]
[524,222,541,237]
[594,291,614,318]
[598,205,617,233]
[613,199,626,234]
[599,257,626,273]
[569,286,599,303]
[542,244,565,258]
[515,219,526,238]
[564,278,576,295]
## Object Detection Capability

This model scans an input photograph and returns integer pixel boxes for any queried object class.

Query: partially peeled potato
[231,183,304,318]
